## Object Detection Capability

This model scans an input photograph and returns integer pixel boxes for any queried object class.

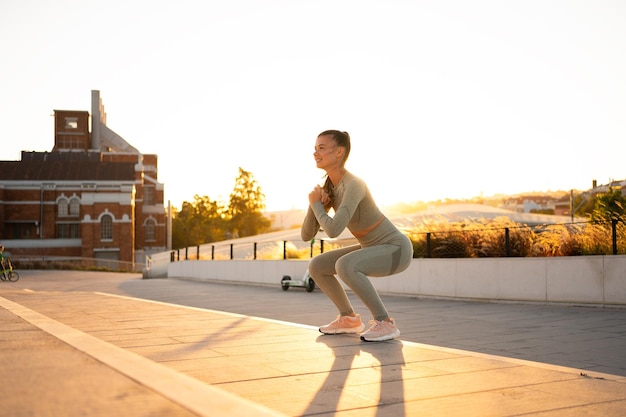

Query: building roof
[0,152,135,182]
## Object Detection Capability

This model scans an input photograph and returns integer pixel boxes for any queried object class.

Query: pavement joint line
[0,294,286,417]
[95,291,626,382]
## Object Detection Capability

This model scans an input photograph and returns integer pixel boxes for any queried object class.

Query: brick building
[0,90,166,269]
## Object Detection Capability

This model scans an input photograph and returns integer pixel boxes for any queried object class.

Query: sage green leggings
[308,234,412,321]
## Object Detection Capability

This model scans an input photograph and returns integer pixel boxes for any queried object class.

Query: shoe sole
[360,328,400,342]
[319,325,365,335]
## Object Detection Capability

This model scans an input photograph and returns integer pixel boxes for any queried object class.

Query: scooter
[281,269,316,292]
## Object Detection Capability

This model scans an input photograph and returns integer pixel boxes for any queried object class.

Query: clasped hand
[309,185,331,206]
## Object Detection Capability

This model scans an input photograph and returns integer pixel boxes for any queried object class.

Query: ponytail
[322,176,334,210]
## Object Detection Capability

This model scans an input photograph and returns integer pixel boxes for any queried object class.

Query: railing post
[196,245,200,260]
[505,228,511,257]
[612,219,618,255]
[254,242,257,260]
[426,233,431,258]
[283,240,287,260]
[170,251,175,262]
[320,239,324,254]
[230,244,234,260]
[185,246,188,260]
[177,249,180,261]
[310,239,314,258]
[211,245,215,260]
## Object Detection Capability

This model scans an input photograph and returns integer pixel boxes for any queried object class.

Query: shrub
[532,224,584,256]
[405,216,622,258]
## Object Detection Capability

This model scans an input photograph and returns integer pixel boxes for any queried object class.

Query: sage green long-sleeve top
[301,171,397,245]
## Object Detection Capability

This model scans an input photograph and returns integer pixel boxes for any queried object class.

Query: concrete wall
[167,255,626,307]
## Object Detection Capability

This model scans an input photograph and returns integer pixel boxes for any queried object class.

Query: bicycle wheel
[8,271,19,282]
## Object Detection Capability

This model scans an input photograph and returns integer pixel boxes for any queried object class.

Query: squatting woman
[301,130,413,342]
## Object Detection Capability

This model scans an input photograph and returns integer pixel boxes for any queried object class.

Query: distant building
[590,179,625,196]
[552,195,572,216]
[0,90,166,268]
[501,195,560,214]
[501,179,626,218]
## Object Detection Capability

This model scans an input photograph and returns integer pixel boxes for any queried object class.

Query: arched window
[69,198,80,216]
[145,218,156,241]
[100,214,113,240]
[58,199,69,217]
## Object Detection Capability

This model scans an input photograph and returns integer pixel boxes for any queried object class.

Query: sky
[1,0,625,212]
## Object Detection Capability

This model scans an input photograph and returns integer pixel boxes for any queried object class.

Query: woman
[301,130,413,342]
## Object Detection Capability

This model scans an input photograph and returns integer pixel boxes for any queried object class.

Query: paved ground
[1,270,625,416]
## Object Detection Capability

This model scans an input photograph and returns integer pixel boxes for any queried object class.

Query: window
[100,214,113,240]
[10,223,36,239]
[57,224,69,238]
[143,186,154,205]
[69,198,80,216]
[58,199,68,217]
[145,218,156,241]
[57,223,81,238]
[64,117,78,129]
[58,136,84,149]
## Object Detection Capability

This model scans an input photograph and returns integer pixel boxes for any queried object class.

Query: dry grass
[242,217,624,260]
[407,217,624,258]
[148,217,626,262]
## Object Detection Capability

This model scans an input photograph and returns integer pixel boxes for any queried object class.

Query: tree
[590,187,626,225]
[227,167,270,238]
[171,195,227,249]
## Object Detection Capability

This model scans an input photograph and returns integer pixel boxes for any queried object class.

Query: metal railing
[170,220,625,261]
[171,236,358,261]
[409,220,625,258]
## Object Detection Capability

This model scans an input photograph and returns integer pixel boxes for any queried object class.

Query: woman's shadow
[301,334,406,416]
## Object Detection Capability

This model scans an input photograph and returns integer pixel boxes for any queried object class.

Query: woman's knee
[308,253,334,279]
[335,255,357,281]
[307,256,322,278]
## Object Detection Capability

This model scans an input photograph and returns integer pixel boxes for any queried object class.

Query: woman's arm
[301,206,320,241]
[310,179,365,238]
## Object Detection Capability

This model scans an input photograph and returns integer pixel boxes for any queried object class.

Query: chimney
[592,179,597,189]
[91,90,104,150]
